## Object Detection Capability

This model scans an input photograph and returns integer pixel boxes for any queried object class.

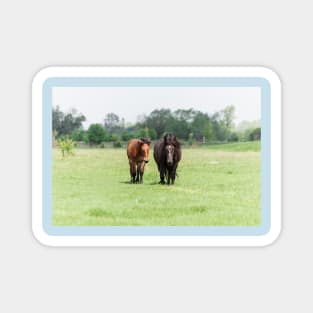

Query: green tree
[249,127,261,141]
[145,109,174,138]
[203,120,215,143]
[229,132,239,142]
[188,132,194,146]
[137,127,149,138]
[148,128,157,140]
[171,109,193,140]
[211,114,228,142]
[121,132,134,141]
[191,111,210,140]
[52,106,64,134]
[136,126,156,139]
[104,113,120,134]
[52,106,86,138]
[88,124,106,144]
[221,105,235,130]
[71,129,87,142]
[211,107,236,142]
[173,109,196,123]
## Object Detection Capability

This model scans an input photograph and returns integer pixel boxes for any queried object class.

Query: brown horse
[127,138,151,183]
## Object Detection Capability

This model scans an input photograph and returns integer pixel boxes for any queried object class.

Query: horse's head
[163,133,179,166]
[139,138,151,163]
[165,144,175,166]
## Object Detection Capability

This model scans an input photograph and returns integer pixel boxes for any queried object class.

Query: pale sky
[52,86,261,128]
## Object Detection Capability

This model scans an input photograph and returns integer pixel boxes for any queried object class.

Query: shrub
[249,127,261,141]
[111,134,120,142]
[57,137,75,157]
[229,132,239,142]
[242,127,261,142]
[113,140,122,148]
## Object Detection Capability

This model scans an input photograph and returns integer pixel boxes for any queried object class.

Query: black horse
[153,133,182,185]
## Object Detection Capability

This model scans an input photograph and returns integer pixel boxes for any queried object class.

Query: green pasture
[52,141,261,226]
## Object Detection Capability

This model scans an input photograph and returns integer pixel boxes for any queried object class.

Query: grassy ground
[207,141,261,152]
[52,142,261,226]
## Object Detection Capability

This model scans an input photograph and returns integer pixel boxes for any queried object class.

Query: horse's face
[140,143,150,163]
[165,144,175,166]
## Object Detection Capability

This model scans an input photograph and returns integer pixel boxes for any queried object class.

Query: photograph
[51,84,262,227]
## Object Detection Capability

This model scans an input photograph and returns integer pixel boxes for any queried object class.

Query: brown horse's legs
[135,163,140,183]
[135,162,145,183]
[139,162,145,183]
[129,161,136,183]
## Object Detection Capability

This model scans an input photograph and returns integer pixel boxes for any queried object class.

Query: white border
[32,67,281,247]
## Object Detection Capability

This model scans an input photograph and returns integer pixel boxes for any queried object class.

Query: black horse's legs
[166,169,171,185]
[159,166,166,184]
[170,164,178,184]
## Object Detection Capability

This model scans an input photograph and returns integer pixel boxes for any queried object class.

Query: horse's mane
[163,133,180,149]
[140,137,151,145]
[174,139,181,149]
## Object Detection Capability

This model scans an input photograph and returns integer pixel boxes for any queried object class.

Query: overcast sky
[52,86,261,128]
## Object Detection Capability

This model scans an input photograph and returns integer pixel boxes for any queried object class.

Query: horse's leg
[166,168,171,185]
[130,161,136,183]
[139,162,145,184]
[129,161,132,183]
[170,164,178,184]
[132,162,136,183]
[159,166,165,184]
[135,163,140,183]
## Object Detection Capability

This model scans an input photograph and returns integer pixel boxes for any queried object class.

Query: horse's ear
[146,138,151,145]
[163,133,168,142]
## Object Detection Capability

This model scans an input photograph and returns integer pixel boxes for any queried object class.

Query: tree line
[53,105,261,146]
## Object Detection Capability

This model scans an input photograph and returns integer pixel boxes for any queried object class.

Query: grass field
[52,141,261,226]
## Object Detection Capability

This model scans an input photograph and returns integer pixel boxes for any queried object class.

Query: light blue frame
[43,77,270,236]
